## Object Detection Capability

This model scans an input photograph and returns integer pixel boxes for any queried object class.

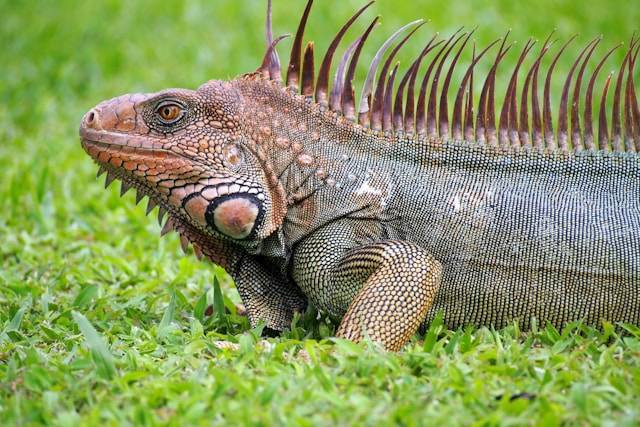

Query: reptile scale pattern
[79,1,640,350]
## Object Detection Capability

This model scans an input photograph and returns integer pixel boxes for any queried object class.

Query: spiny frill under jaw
[262,0,640,153]
[78,88,274,258]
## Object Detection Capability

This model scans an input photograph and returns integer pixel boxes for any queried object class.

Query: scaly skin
[79,3,640,350]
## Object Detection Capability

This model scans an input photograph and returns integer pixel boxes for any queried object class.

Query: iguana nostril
[84,110,99,128]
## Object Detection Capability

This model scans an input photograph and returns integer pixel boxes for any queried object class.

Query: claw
[96,165,107,178]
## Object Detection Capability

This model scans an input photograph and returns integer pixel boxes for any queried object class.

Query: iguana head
[80,80,287,245]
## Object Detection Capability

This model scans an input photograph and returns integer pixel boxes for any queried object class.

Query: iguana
[79,0,640,351]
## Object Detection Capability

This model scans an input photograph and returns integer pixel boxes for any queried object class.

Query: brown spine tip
[315,1,374,107]
[259,35,291,79]
[630,44,640,150]
[612,41,636,152]
[543,35,576,149]
[439,31,473,140]
[371,23,425,131]
[521,35,553,148]
[452,39,500,141]
[342,18,380,121]
[498,39,535,149]
[265,0,282,81]
[463,42,476,142]
[476,32,511,145]
[584,44,620,150]
[557,38,599,152]
[625,43,640,150]
[359,20,424,126]
[301,42,315,97]
[286,0,314,90]
[394,61,417,132]
[599,73,613,150]
[405,36,442,134]
[417,34,457,136]
[383,63,400,132]
[570,38,601,151]
[427,30,466,139]
[330,36,362,112]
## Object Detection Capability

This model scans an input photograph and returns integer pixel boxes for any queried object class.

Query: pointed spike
[511,40,536,148]
[630,45,640,150]
[160,218,174,237]
[557,38,599,151]
[624,42,640,151]
[301,42,315,97]
[330,36,362,112]
[476,32,511,145]
[499,39,535,149]
[531,34,555,149]
[544,35,577,149]
[463,43,476,141]
[394,61,416,132]
[404,36,442,133]
[180,234,190,254]
[584,44,620,150]
[382,62,400,132]
[135,190,144,205]
[286,0,314,90]
[427,30,466,139]
[104,172,116,188]
[439,30,474,140]
[96,165,107,178]
[120,181,131,197]
[315,1,374,107]
[484,42,513,147]
[612,42,636,152]
[157,206,167,226]
[598,73,613,150]
[570,38,601,151]
[146,198,157,215]
[265,0,281,81]
[521,35,553,147]
[417,32,460,136]
[453,39,501,140]
[343,18,380,121]
[259,35,291,79]
[370,22,426,131]
[416,37,457,136]
[358,19,425,125]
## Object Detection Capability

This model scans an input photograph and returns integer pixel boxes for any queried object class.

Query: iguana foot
[335,241,442,351]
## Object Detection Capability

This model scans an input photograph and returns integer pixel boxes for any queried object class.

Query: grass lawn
[1,0,640,424]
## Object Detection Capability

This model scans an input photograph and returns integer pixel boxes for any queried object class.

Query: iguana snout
[79,82,286,243]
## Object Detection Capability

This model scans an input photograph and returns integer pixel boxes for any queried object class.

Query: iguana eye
[155,101,184,124]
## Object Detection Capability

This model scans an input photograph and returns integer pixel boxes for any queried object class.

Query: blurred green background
[1,1,639,425]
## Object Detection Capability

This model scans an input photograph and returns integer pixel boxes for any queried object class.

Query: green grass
[2,0,640,424]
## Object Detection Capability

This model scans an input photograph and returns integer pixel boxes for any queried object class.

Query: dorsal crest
[255,1,639,154]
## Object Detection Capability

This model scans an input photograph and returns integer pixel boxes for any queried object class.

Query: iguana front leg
[293,224,442,351]
[192,230,306,331]
[232,254,307,332]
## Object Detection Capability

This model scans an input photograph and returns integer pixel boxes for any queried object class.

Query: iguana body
[79,1,640,350]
